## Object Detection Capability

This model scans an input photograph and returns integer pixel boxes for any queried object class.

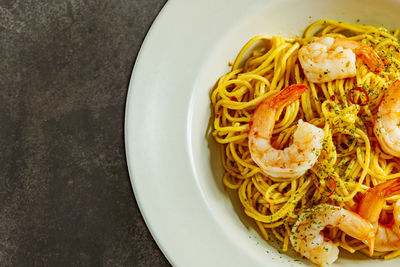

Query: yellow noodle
[385,250,400,260]
[211,20,400,259]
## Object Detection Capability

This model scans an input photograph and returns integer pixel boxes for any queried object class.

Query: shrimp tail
[369,236,375,256]
[374,177,400,198]
[391,79,400,91]
[354,46,384,73]
[269,84,308,108]
[359,178,400,229]
[382,79,400,105]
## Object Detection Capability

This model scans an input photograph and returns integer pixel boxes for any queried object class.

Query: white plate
[125,0,400,266]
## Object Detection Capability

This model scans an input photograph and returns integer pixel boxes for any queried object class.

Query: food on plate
[210,19,400,265]
[374,80,400,157]
[290,203,375,266]
[298,36,384,83]
[248,84,324,178]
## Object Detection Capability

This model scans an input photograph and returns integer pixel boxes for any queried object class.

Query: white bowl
[125,0,400,266]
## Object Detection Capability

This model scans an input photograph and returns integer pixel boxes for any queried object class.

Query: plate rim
[124,0,400,266]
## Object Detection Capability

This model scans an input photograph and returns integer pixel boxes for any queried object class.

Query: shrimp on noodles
[298,37,384,83]
[358,178,400,252]
[248,85,324,179]
[290,204,375,266]
[374,80,400,157]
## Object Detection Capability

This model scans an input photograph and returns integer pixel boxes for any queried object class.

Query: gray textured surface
[1,0,170,266]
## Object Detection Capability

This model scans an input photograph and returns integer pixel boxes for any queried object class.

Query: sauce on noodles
[210,19,400,263]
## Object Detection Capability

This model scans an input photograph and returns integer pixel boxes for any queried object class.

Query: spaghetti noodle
[210,20,400,263]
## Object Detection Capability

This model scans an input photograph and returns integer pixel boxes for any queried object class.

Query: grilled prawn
[248,84,324,179]
[358,178,400,252]
[374,80,400,157]
[298,37,384,83]
[290,204,375,266]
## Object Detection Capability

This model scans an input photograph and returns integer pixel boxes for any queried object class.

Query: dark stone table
[1,1,169,266]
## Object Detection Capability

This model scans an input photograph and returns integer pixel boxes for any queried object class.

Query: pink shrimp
[334,38,384,73]
[358,177,400,252]
[374,80,400,157]
[248,84,324,179]
[299,37,384,83]
[290,204,375,266]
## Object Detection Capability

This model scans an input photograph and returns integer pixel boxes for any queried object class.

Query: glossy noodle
[210,20,400,264]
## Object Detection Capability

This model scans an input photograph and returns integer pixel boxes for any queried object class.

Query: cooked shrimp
[298,37,384,83]
[358,177,400,252]
[290,204,375,266]
[374,80,400,157]
[248,85,324,178]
